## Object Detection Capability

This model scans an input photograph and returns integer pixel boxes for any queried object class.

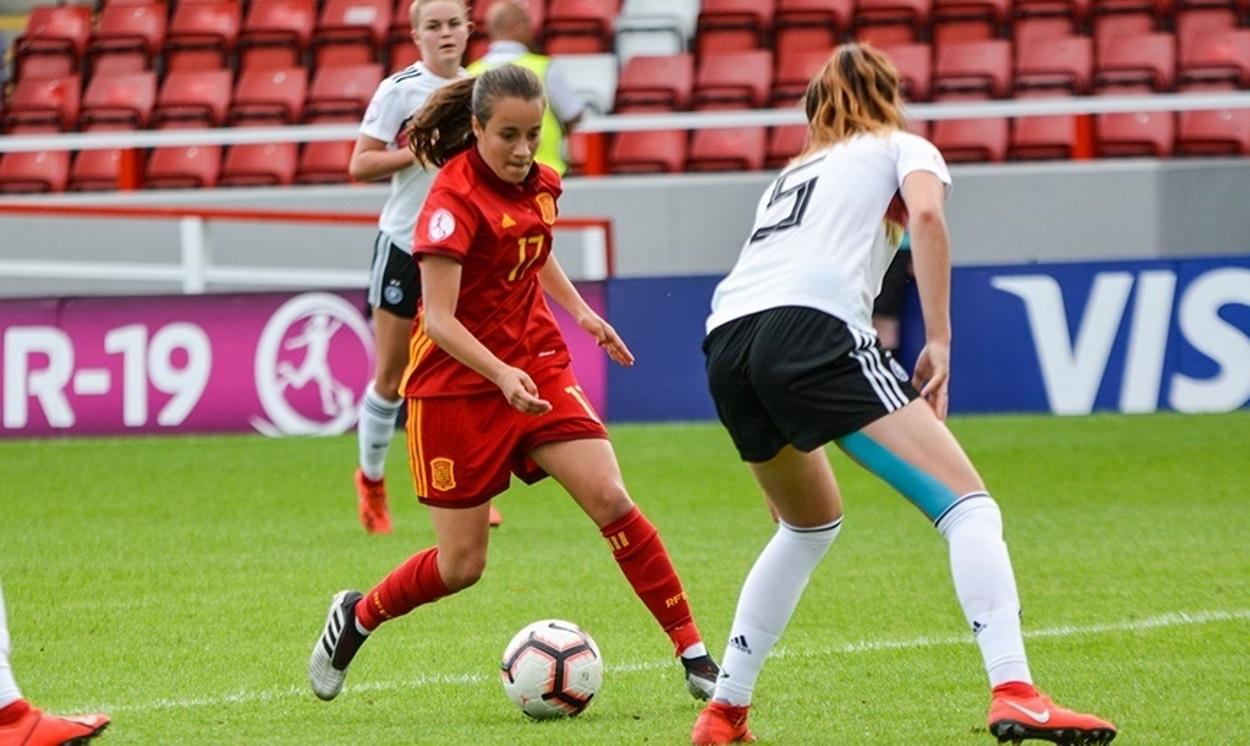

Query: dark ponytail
[408,64,547,169]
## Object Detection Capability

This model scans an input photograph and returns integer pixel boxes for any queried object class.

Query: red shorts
[405,365,608,508]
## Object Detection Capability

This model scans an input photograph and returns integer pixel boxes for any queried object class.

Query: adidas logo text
[729,634,752,654]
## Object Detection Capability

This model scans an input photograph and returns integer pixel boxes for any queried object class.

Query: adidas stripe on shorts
[703,305,918,463]
[366,232,421,318]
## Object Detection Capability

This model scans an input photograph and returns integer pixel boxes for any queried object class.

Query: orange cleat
[988,683,1116,744]
[488,503,503,528]
[354,469,392,534]
[692,700,754,745]
[0,702,109,746]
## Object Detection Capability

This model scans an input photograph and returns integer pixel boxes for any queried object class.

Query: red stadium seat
[0,150,71,193]
[854,0,932,41]
[314,0,389,66]
[1015,35,1093,93]
[297,140,354,183]
[772,48,832,105]
[880,42,933,101]
[1091,12,1156,52]
[777,0,853,34]
[935,0,1011,26]
[693,49,774,110]
[615,54,694,110]
[306,64,383,120]
[1013,17,1077,48]
[930,95,1009,161]
[164,0,242,71]
[765,124,809,169]
[14,6,91,81]
[933,39,1013,98]
[219,142,299,186]
[1095,88,1176,156]
[145,145,223,188]
[239,0,316,72]
[775,27,838,61]
[1094,32,1176,91]
[933,19,997,48]
[388,42,421,73]
[69,148,132,191]
[88,2,166,76]
[1179,30,1250,88]
[696,0,774,56]
[1008,91,1081,159]
[544,0,619,54]
[229,67,308,124]
[609,130,688,173]
[79,71,158,129]
[3,75,81,132]
[687,126,767,171]
[1176,107,1250,155]
[1013,0,1088,21]
[153,69,233,127]
[1176,9,1237,51]
[1089,0,1171,18]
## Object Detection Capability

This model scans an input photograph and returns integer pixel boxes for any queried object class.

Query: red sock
[992,681,1039,699]
[355,547,452,631]
[0,699,30,725]
[600,506,702,654]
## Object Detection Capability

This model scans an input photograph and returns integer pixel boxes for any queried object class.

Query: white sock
[714,518,842,706]
[938,494,1032,688]
[680,642,707,659]
[358,388,402,482]
[0,585,22,708]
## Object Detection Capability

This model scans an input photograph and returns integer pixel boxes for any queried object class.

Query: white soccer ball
[500,619,604,719]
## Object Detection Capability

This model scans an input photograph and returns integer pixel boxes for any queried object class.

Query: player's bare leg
[530,438,719,700]
[845,400,1116,743]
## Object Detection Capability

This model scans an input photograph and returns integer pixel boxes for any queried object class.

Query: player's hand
[495,366,552,415]
[912,341,950,420]
[577,312,635,367]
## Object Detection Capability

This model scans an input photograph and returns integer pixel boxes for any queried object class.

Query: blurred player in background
[349,0,502,533]
[693,44,1117,745]
[466,0,585,175]
[0,584,109,745]
[310,64,720,706]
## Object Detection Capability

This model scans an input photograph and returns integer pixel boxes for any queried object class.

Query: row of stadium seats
[6,32,1249,135]
[0,106,1245,194]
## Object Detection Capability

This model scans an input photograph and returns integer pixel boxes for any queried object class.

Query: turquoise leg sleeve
[837,431,960,523]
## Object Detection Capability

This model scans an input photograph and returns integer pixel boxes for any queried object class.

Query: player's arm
[348,134,417,182]
[900,169,951,419]
[421,254,552,414]
[538,255,634,367]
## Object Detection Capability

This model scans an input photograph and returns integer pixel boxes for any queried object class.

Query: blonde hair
[409,64,546,168]
[800,43,909,246]
[409,0,469,31]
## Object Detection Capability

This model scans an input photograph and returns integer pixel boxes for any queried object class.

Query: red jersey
[402,146,571,398]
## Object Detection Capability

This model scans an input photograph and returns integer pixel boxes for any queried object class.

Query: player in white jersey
[693,44,1117,746]
[349,0,501,532]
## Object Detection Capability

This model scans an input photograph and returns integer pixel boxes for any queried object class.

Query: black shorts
[874,251,912,318]
[366,232,421,318]
[704,306,919,463]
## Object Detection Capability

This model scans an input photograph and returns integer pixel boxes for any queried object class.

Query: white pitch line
[80,608,1250,713]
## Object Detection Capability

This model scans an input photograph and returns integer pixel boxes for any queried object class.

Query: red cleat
[988,682,1117,744]
[692,700,754,745]
[488,503,503,528]
[354,469,392,534]
[0,702,109,746]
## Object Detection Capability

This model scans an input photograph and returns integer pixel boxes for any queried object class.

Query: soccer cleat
[682,654,720,701]
[691,700,755,745]
[0,702,109,746]
[488,503,503,528]
[354,469,392,534]
[309,590,368,701]
[988,683,1117,745]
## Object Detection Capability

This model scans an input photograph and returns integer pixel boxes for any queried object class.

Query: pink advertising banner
[0,286,608,438]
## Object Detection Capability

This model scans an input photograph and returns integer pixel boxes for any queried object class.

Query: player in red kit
[309,64,720,705]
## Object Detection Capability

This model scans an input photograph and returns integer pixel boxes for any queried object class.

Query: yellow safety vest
[467,52,566,175]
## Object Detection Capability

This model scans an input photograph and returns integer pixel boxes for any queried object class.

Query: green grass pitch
[2,411,1248,744]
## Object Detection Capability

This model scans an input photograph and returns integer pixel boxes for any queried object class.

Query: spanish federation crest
[535,193,556,225]
[430,457,457,491]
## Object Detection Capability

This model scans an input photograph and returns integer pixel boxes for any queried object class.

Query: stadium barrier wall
[0,285,606,438]
[606,255,1250,421]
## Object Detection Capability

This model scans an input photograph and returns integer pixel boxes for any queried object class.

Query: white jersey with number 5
[706,130,951,337]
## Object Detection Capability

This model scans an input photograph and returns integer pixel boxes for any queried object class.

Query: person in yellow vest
[466,0,585,175]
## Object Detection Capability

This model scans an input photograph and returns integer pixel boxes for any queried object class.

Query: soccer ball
[500,619,603,719]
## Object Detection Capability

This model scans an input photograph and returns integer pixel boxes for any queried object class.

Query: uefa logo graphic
[250,292,374,436]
